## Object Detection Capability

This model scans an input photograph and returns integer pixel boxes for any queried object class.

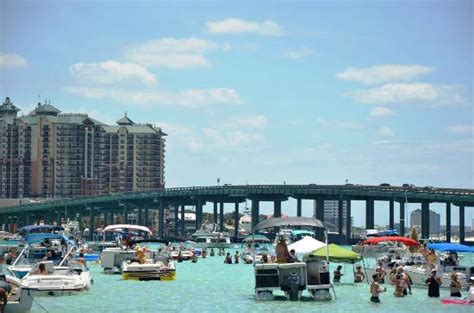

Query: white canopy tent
[288,236,326,254]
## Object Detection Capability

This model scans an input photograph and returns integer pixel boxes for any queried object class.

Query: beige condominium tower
[0,97,166,198]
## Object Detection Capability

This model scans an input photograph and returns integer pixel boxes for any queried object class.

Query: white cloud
[227,115,267,128]
[65,86,242,108]
[447,125,473,135]
[348,83,465,106]
[70,61,157,86]
[369,106,394,119]
[202,128,263,149]
[377,126,394,138]
[336,64,435,84]
[317,117,363,130]
[206,18,284,36]
[0,53,27,69]
[281,47,313,59]
[123,37,229,69]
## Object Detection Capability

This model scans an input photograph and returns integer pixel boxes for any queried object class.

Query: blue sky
[1,0,472,226]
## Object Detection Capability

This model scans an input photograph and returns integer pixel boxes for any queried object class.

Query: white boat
[100,224,153,273]
[21,260,92,296]
[10,233,76,278]
[0,265,35,313]
[191,224,233,249]
[251,217,334,301]
[122,260,176,281]
[241,234,273,264]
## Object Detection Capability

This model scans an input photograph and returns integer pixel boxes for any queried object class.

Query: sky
[0,0,472,226]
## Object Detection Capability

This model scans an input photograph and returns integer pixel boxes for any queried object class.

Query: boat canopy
[366,229,399,237]
[129,239,170,246]
[305,243,361,263]
[427,243,474,253]
[103,224,152,235]
[25,233,75,246]
[242,234,271,243]
[288,236,325,254]
[363,236,418,247]
[252,217,325,233]
[17,225,64,234]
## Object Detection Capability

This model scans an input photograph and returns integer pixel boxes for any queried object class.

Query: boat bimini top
[103,224,153,235]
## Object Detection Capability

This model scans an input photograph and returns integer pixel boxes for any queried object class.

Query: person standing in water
[370,274,386,303]
[449,273,462,297]
[234,251,240,264]
[425,269,442,297]
[333,265,343,283]
[354,266,365,283]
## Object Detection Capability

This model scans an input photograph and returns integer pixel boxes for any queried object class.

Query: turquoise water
[32,250,472,313]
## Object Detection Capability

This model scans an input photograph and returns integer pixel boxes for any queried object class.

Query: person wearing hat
[449,272,462,297]
[425,269,442,297]
[469,276,474,303]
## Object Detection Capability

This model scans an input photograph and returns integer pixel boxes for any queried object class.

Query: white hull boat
[122,260,176,281]
[21,261,92,296]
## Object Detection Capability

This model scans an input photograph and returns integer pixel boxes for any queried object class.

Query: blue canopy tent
[17,225,64,235]
[427,243,474,253]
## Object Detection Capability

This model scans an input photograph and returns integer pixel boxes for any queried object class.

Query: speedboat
[21,260,92,296]
[0,265,35,312]
[10,233,76,278]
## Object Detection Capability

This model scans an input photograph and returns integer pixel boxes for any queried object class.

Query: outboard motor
[288,272,299,301]
[0,274,11,293]
[319,261,330,284]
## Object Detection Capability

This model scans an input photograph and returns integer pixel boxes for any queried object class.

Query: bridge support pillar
[399,202,405,236]
[251,200,259,230]
[219,202,224,232]
[315,198,325,241]
[174,205,179,238]
[181,205,185,237]
[234,202,239,240]
[196,201,204,231]
[137,208,143,226]
[389,200,394,230]
[110,210,115,226]
[346,199,352,242]
[365,199,374,230]
[459,205,465,244]
[144,207,149,228]
[274,200,281,218]
[89,209,95,241]
[446,203,451,242]
[421,201,430,240]
[296,198,302,217]
[213,202,218,225]
[159,200,164,238]
[56,211,61,226]
[338,198,344,235]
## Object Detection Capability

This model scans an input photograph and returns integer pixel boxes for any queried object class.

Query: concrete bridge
[1,184,473,242]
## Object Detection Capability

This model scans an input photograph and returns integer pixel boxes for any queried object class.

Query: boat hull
[122,270,176,281]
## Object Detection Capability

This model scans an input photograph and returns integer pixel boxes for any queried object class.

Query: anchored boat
[121,239,176,281]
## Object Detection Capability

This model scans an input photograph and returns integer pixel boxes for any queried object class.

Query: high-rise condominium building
[0,97,166,198]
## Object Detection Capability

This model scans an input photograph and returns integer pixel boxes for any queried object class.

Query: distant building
[0,97,166,198]
[410,208,441,235]
[313,200,349,232]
